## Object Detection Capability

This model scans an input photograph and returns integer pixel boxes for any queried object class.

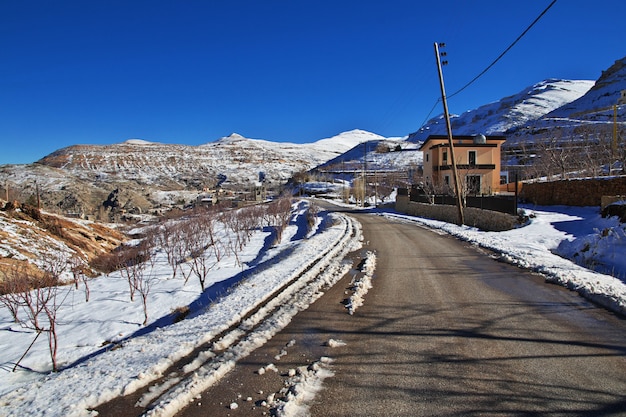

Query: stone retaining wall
[395,195,517,231]
[520,177,626,206]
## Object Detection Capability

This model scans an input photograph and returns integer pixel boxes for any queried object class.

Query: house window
[444,175,450,185]
[443,150,448,163]
[425,153,429,162]
[468,150,477,166]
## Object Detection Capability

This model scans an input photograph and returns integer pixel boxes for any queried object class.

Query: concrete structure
[395,192,516,231]
[420,134,506,195]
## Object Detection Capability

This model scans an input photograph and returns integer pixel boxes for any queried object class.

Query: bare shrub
[0,254,70,372]
[69,255,90,302]
[266,197,293,244]
[158,222,187,280]
[184,210,222,292]
[172,305,190,323]
[305,202,319,236]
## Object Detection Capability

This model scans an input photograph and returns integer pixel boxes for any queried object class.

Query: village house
[420,134,506,195]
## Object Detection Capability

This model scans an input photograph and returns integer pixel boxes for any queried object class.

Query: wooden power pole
[434,42,464,225]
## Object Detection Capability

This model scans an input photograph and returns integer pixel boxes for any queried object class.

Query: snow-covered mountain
[546,57,626,118]
[410,79,595,142]
[503,57,626,146]
[37,129,381,187]
[0,130,383,217]
[410,56,626,149]
[307,129,387,152]
[4,55,626,218]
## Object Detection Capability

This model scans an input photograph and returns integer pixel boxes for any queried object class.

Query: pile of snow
[270,356,335,417]
[345,251,376,315]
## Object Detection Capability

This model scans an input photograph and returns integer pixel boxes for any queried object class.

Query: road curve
[172,208,626,416]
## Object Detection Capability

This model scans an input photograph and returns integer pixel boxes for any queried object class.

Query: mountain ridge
[409,78,595,142]
[3,56,626,220]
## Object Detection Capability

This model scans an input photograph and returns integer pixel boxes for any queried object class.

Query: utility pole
[362,141,367,207]
[434,42,464,225]
[613,104,618,160]
[35,180,41,209]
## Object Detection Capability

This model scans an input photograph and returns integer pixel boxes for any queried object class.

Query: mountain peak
[226,133,245,139]
[213,132,248,145]
[123,138,155,145]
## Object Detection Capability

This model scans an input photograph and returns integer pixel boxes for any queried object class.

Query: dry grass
[0,203,127,281]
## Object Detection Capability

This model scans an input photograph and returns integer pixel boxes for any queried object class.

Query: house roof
[419,134,506,151]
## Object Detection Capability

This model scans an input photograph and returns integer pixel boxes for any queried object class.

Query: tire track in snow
[138,214,362,417]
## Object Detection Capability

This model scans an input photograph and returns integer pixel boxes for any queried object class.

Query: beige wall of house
[420,135,506,195]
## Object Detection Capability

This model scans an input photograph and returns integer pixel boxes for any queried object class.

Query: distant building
[253,183,266,202]
[420,134,506,195]
[619,89,626,105]
[196,193,217,206]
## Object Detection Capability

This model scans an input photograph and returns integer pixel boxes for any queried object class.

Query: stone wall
[395,195,517,232]
[520,177,626,206]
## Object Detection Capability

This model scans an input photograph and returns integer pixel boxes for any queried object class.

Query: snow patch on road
[271,357,335,417]
[346,251,376,315]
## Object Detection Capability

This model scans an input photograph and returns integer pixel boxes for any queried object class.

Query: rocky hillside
[546,57,626,118]
[504,57,626,147]
[0,201,126,280]
[0,130,381,219]
[409,79,595,142]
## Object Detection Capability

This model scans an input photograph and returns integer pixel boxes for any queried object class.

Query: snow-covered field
[0,200,363,416]
[1,199,625,417]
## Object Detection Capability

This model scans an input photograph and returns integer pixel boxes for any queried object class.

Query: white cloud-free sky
[1,0,625,164]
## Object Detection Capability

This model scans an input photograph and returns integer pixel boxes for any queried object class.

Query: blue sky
[1,0,625,164]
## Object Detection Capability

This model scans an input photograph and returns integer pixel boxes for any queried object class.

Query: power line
[447,0,557,100]
[417,0,558,132]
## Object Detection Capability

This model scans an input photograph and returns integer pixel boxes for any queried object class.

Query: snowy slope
[317,138,422,173]
[504,57,626,146]
[546,57,626,118]
[410,79,594,142]
[307,129,387,153]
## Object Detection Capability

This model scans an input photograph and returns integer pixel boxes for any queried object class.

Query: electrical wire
[447,0,557,100]
[416,0,558,132]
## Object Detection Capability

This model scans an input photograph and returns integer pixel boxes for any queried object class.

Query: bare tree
[69,254,90,302]
[183,210,222,292]
[266,197,293,244]
[305,202,319,236]
[1,254,70,372]
[118,247,141,302]
[0,264,27,323]
[135,231,158,325]
[115,233,158,325]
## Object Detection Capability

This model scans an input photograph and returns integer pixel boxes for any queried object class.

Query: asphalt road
[170,209,626,416]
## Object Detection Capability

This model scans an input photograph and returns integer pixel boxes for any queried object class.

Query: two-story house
[420,134,506,195]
